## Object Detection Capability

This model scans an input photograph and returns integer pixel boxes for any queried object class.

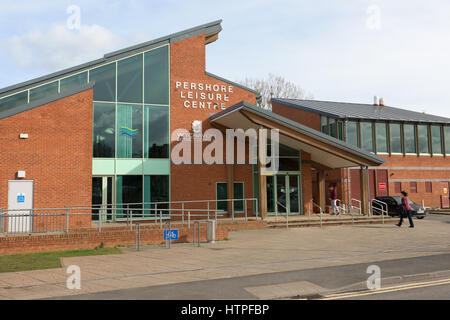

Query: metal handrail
[371,198,388,224]
[276,201,289,229]
[350,198,362,215]
[312,202,323,228]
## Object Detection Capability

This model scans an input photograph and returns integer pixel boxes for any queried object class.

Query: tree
[239,73,313,110]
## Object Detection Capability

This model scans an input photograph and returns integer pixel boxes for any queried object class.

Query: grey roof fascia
[205,71,261,98]
[0,82,94,120]
[0,20,223,99]
[104,19,222,58]
[210,101,386,165]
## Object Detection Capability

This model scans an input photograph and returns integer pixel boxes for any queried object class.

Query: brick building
[272,98,450,210]
[0,20,393,233]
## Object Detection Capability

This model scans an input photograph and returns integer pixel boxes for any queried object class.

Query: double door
[268,174,301,215]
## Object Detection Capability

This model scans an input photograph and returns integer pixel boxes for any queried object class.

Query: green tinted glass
[89,63,116,101]
[0,91,28,113]
[117,54,143,103]
[117,104,143,158]
[390,123,403,153]
[375,123,388,153]
[144,106,169,158]
[29,81,58,102]
[431,125,442,155]
[346,121,359,147]
[404,124,417,154]
[418,125,430,154]
[144,46,169,105]
[93,102,115,158]
[360,122,374,152]
[60,72,88,93]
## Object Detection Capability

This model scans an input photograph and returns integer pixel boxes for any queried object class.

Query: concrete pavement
[0,215,449,300]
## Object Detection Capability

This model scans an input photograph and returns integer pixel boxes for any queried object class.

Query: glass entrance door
[92,176,113,221]
[269,174,301,216]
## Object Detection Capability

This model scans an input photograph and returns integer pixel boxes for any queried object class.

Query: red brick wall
[272,101,321,131]
[170,34,257,210]
[0,89,93,228]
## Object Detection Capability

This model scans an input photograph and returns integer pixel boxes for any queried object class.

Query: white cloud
[3,24,126,71]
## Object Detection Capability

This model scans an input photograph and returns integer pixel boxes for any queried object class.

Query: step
[267,219,395,228]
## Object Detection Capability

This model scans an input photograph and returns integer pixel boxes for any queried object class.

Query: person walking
[397,191,414,228]
[329,184,341,216]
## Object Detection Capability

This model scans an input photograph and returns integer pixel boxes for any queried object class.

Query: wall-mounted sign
[164,229,179,240]
[379,183,386,190]
[175,81,234,111]
[17,193,25,203]
[444,188,448,194]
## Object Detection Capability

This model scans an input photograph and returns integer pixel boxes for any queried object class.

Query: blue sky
[1,0,449,117]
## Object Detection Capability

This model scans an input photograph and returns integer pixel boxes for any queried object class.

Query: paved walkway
[0,216,449,299]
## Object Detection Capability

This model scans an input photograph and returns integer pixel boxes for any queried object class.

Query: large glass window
[329,119,336,138]
[404,124,417,154]
[143,175,169,216]
[89,63,116,102]
[360,122,374,152]
[144,46,169,105]
[390,123,403,153]
[93,102,115,158]
[144,106,169,158]
[321,116,328,134]
[0,91,28,113]
[346,121,359,147]
[418,125,430,154]
[117,54,143,103]
[29,81,58,102]
[431,125,443,155]
[375,122,388,153]
[60,72,88,93]
[117,104,143,158]
[445,126,450,155]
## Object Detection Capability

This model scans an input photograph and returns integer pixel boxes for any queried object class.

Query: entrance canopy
[210,101,386,169]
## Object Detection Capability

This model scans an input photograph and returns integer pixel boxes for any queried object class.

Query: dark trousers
[398,210,414,227]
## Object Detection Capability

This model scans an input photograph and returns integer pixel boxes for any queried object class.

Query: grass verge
[0,247,122,273]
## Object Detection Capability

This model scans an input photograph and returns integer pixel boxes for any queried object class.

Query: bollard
[66,208,69,233]
[188,211,191,229]
[182,203,185,225]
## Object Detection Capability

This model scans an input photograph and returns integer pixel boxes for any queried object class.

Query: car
[372,196,427,219]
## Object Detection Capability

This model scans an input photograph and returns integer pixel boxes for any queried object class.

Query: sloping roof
[210,101,386,167]
[0,20,224,99]
[272,98,450,124]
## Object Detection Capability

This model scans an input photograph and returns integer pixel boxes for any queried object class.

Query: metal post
[244,200,248,221]
[255,199,259,220]
[168,220,171,249]
[188,211,191,229]
[320,208,323,229]
[160,210,162,229]
[232,199,235,221]
[99,206,102,232]
[182,202,185,225]
[0,208,3,234]
[66,208,69,233]
[207,201,210,220]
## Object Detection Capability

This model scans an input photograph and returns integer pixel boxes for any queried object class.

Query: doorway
[92,176,114,221]
[7,180,34,233]
[268,173,301,216]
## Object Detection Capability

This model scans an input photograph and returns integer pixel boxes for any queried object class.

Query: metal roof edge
[0,82,94,121]
[205,72,261,98]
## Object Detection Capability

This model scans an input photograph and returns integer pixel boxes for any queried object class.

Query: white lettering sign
[176,81,233,111]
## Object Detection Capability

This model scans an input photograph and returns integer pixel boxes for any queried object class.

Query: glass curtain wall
[431,125,443,155]
[390,123,403,153]
[360,122,374,152]
[418,125,430,154]
[346,121,359,147]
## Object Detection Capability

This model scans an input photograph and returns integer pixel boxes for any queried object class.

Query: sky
[0,0,449,117]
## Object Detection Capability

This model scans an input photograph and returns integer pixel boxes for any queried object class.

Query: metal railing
[1,198,261,235]
[350,198,362,215]
[371,198,388,224]
[276,201,289,229]
[312,202,323,228]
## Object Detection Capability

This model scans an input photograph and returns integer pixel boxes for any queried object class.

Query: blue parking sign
[164,229,179,240]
